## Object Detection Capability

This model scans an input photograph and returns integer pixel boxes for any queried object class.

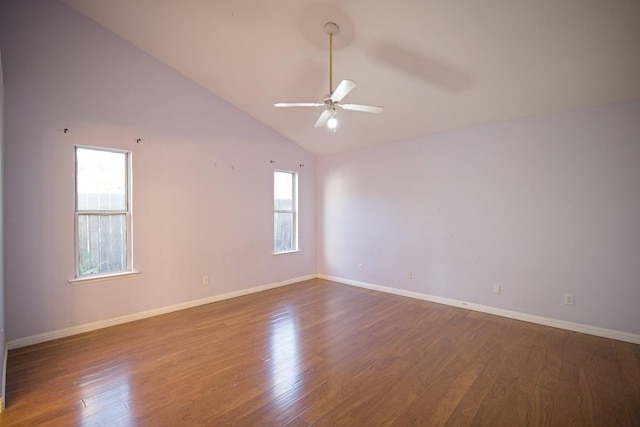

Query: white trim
[74,146,134,279]
[69,270,141,284]
[273,169,298,254]
[1,343,6,413]
[318,274,640,345]
[273,249,302,256]
[12,273,638,350]
[8,274,316,350]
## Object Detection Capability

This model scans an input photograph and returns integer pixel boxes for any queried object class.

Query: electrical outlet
[358,264,364,272]
[406,271,412,279]
[203,276,209,285]
[492,283,501,294]
[564,294,574,305]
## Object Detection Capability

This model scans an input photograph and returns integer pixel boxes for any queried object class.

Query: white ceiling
[64,0,640,156]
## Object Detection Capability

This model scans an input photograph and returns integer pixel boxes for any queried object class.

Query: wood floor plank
[615,341,640,424]
[1,279,638,426]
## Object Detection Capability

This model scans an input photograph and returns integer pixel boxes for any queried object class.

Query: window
[274,170,297,253]
[75,146,132,277]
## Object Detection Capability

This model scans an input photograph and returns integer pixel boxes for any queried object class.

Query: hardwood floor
[2,279,639,426]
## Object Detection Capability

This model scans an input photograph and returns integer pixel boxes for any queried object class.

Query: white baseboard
[318,274,640,345]
[8,274,316,350]
[1,341,6,412]
[9,273,639,349]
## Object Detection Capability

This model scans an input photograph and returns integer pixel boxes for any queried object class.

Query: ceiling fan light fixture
[327,115,338,129]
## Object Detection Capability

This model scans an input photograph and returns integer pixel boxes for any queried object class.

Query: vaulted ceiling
[64,0,640,156]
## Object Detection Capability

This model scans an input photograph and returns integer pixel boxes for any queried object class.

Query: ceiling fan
[274,22,383,130]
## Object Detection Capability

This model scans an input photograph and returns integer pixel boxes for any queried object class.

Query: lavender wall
[0,0,316,342]
[1,0,638,347]
[1,48,6,408]
[318,100,640,335]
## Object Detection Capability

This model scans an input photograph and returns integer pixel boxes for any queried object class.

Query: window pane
[78,214,127,275]
[274,212,294,253]
[274,171,293,211]
[77,148,126,211]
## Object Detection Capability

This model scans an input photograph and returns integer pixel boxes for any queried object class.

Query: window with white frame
[75,146,132,277]
[274,170,297,253]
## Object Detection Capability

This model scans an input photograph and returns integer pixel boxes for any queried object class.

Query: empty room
[0,0,639,425]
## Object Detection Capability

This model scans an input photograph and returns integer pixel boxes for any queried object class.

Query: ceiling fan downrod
[324,22,340,96]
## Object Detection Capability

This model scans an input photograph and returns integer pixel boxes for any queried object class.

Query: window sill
[69,270,140,285]
[273,249,301,256]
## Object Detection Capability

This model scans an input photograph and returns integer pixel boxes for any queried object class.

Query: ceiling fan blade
[330,79,356,102]
[339,104,384,114]
[274,102,324,108]
[314,109,332,128]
